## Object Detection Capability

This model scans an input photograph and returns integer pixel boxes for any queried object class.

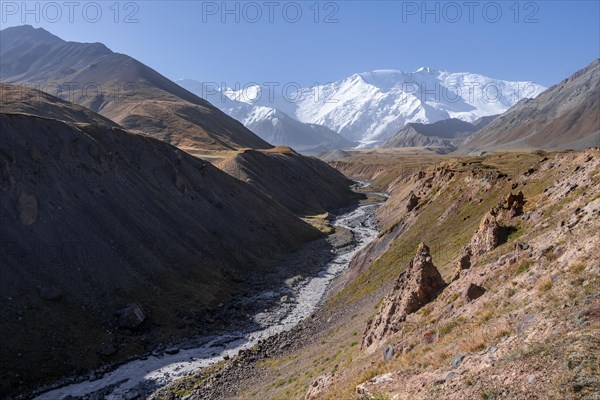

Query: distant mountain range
[1,25,595,157]
[180,69,544,148]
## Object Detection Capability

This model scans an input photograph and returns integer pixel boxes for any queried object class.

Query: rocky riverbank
[31,198,383,400]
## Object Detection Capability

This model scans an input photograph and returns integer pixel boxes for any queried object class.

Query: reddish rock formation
[470,211,502,258]
[362,243,446,349]
[452,191,526,281]
[496,191,526,223]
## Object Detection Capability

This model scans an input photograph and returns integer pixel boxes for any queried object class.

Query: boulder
[362,243,446,349]
[17,192,38,225]
[465,283,486,301]
[451,245,472,281]
[305,374,335,400]
[116,303,145,329]
[451,353,468,368]
[96,343,118,357]
[406,191,420,212]
[37,286,63,301]
[383,345,394,361]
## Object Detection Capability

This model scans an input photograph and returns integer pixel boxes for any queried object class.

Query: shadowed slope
[0,85,318,395]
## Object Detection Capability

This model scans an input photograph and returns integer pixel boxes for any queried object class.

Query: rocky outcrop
[362,243,446,349]
[452,192,526,281]
[356,373,394,399]
[305,374,335,399]
[470,211,502,258]
[495,191,525,223]
[465,283,486,301]
[451,246,473,281]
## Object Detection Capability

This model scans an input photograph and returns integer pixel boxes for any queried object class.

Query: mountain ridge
[459,59,600,153]
[177,79,354,153]
[383,117,497,151]
[0,25,272,152]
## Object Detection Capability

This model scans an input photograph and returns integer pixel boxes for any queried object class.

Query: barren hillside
[460,60,600,154]
[218,147,364,216]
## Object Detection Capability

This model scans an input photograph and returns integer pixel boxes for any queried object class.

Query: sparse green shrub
[516,260,531,274]
[437,320,459,336]
[371,392,393,400]
[481,390,498,400]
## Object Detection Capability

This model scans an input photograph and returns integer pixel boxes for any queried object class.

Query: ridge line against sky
[0,1,598,87]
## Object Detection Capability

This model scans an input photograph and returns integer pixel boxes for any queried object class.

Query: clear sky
[1,1,598,87]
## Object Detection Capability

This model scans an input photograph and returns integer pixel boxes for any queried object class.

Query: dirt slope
[217,147,364,216]
[0,83,118,127]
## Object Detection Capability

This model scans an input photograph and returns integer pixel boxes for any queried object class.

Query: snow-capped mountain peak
[293,69,545,145]
[178,68,545,148]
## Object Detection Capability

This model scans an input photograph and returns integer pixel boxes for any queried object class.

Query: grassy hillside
[153,148,599,400]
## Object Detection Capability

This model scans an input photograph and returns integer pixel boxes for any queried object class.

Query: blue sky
[1,1,599,87]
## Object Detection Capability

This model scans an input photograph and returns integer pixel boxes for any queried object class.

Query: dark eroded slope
[0,104,317,394]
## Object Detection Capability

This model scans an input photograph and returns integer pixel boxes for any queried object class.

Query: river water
[34,202,381,400]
